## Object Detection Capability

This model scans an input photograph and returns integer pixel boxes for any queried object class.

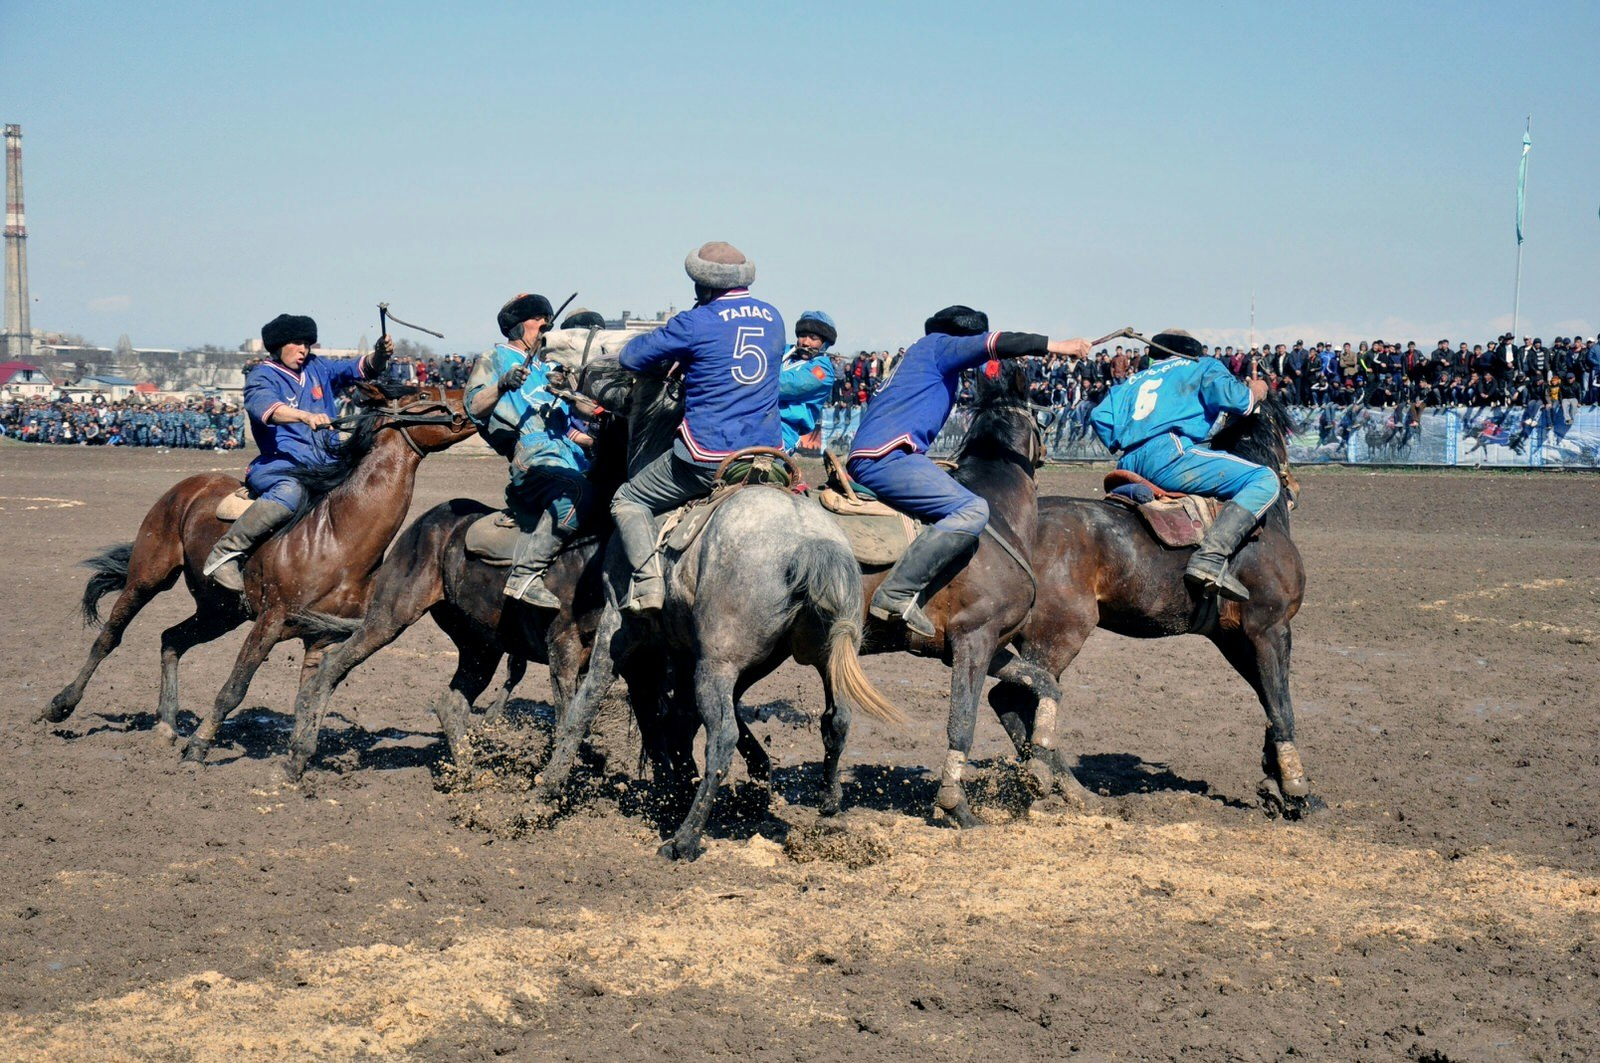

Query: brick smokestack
[4,123,32,362]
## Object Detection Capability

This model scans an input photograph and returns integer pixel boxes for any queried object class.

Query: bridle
[323,389,470,457]
[978,401,1048,468]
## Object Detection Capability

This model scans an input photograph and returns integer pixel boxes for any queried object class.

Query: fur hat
[795,310,837,347]
[1150,328,1204,360]
[261,314,317,351]
[924,305,989,337]
[561,308,606,330]
[497,293,554,339]
[684,241,755,289]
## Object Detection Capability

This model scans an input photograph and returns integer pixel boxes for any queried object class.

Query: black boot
[202,499,294,592]
[1185,501,1258,602]
[868,528,978,638]
[504,516,566,609]
[612,505,664,614]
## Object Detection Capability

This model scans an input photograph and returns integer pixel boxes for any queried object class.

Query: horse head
[957,359,1046,469]
[345,378,474,453]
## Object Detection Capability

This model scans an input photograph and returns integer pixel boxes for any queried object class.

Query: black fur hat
[261,313,317,351]
[498,293,554,339]
[1150,328,1204,360]
[561,308,607,330]
[924,305,989,337]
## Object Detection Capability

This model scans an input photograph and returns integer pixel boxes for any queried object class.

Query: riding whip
[524,292,579,370]
[376,302,445,339]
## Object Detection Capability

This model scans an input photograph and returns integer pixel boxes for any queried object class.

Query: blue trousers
[1118,433,1279,517]
[244,465,307,514]
[846,449,989,535]
[508,467,591,535]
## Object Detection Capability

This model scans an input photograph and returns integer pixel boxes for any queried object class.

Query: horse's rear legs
[155,604,245,744]
[41,572,173,724]
[817,667,849,817]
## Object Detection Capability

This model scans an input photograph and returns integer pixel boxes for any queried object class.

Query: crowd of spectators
[0,395,246,449]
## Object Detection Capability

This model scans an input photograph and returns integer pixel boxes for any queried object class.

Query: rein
[322,396,468,457]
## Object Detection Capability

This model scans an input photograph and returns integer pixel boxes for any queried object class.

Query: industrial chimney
[4,124,32,362]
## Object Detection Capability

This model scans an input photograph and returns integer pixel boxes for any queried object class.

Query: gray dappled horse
[535,370,904,860]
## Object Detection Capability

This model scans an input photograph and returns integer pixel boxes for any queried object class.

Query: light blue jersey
[465,343,590,480]
[1091,357,1255,453]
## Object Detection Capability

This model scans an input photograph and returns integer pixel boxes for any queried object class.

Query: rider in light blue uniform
[1091,328,1275,601]
[847,305,1091,637]
[465,293,602,609]
[202,313,392,591]
[778,310,837,453]
[611,241,785,613]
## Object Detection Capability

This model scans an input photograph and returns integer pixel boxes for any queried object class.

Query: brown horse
[843,360,1059,827]
[988,391,1315,817]
[279,362,650,781]
[41,381,476,761]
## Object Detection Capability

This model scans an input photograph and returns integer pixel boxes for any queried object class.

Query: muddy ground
[2,441,1597,1062]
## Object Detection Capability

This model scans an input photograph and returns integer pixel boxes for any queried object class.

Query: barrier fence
[808,404,1600,469]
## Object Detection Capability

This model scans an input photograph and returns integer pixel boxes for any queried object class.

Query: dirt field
[2,440,1597,1062]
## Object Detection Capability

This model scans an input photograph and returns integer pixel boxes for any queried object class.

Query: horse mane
[282,381,417,527]
[623,373,687,476]
[953,361,1033,469]
[1209,389,1296,526]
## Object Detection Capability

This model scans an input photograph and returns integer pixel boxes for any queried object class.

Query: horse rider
[847,305,1092,637]
[1090,328,1275,601]
[203,313,394,591]
[465,293,604,609]
[779,310,838,453]
[611,241,785,614]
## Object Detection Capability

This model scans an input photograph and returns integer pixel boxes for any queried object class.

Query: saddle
[813,451,921,566]
[657,447,800,555]
[1101,469,1231,549]
[215,487,252,522]
[464,510,521,566]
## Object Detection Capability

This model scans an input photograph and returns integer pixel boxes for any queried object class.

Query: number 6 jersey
[1091,357,1256,454]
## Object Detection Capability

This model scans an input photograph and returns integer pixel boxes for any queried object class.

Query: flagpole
[1512,115,1531,340]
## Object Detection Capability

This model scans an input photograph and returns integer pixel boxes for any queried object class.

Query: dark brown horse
[989,391,1315,817]
[280,364,649,781]
[847,359,1058,827]
[41,381,476,761]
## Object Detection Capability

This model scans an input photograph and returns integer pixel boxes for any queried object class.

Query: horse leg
[182,611,287,763]
[1212,624,1313,818]
[935,630,994,829]
[988,653,1101,810]
[659,662,740,862]
[537,604,626,802]
[42,570,176,724]
[816,665,849,817]
[428,613,502,761]
[156,604,244,744]
[484,656,527,722]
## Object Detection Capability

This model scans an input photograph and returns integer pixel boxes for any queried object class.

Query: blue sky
[4,0,1596,354]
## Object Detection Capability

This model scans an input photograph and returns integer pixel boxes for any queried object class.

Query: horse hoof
[1281,774,1310,799]
[1023,757,1054,799]
[936,799,983,830]
[38,699,76,724]
[180,740,211,764]
[657,836,704,862]
[153,721,180,746]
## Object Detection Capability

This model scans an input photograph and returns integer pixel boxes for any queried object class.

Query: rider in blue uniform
[1090,328,1275,601]
[202,313,392,591]
[778,310,837,453]
[847,305,1091,637]
[465,293,603,609]
[612,241,784,613]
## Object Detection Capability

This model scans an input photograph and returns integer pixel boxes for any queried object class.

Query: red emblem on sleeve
[311,385,324,400]
[812,367,827,380]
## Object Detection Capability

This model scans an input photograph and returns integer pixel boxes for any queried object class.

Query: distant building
[62,374,137,402]
[0,360,55,398]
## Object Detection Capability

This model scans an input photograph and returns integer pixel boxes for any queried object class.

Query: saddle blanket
[1101,469,1220,549]
[464,511,520,565]
[215,487,251,522]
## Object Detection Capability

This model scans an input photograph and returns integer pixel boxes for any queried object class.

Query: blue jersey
[849,332,1000,459]
[778,346,835,450]
[620,289,784,462]
[244,353,370,477]
[1091,357,1255,453]
[464,343,590,479]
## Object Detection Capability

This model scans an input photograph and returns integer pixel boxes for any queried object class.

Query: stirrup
[869,594,935,638]
[505,573,560,609]
[202,548,244,579]
[623,574,665,615]
[1185,563,1250,603]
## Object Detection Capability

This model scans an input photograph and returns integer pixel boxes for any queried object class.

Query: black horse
[990,391,1315,817]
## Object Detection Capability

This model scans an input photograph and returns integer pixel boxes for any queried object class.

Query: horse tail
[787,539,907,726]
[288,610,362,640]
[79,542,134,627]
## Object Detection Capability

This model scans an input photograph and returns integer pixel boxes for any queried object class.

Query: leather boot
[1185,501,1258,602]
[612,506,665,614]
[868,528,977,638]
[504,516,565,610]
[202,499,294,592]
